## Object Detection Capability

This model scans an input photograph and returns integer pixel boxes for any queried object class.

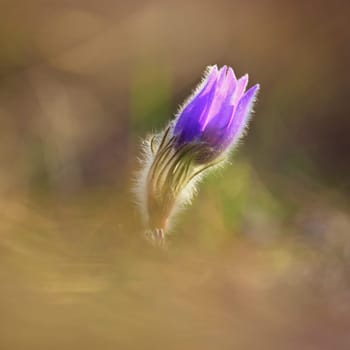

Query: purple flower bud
[135,65,260,242]
[173,65,259,162]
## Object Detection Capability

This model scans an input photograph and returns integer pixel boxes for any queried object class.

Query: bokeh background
[1,0,350,349]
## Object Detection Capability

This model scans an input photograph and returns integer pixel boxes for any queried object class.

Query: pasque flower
[135,65,259,243]
[174,65,259,162]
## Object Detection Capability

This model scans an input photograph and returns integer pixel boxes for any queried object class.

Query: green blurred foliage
[130,62,172,133]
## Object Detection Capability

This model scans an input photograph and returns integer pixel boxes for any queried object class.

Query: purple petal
[202,72,237,132]
[175,98,210,144]
[225,67,236,95]
[228,67,237,83]
[226,84,260,143]
[177,66,218,123]
[231,74,248,105]
[201,104,234,145]
[201,68,236,129]
[217,66,228,85]
[194,65,218,99]
[174,67,218,138]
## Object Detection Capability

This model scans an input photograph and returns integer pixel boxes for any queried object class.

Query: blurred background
[1,0,350,349]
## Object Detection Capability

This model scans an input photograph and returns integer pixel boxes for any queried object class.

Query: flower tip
[245,83,260,96]
[239,74,249,89]
[227,67,237,81]
[251,83,260,95]
[208,64,218,73]
[219,65,228,73]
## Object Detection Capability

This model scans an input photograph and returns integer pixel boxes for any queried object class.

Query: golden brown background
[1,0,350,349]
